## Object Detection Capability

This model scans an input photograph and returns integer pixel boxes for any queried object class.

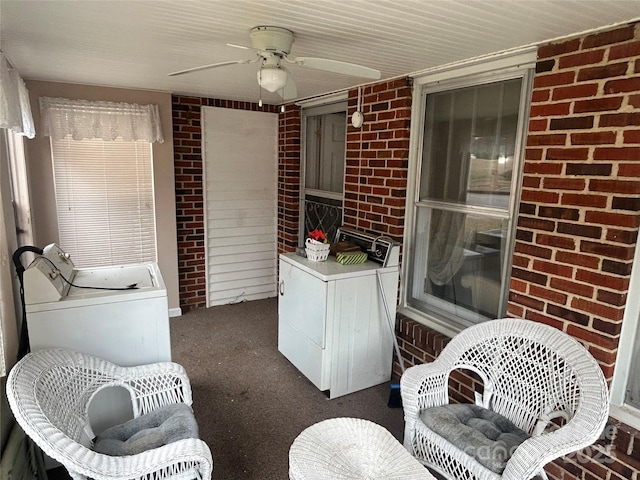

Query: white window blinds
[50,136,157,267]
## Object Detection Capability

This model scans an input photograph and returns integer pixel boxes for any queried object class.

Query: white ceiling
[2,0,640,105]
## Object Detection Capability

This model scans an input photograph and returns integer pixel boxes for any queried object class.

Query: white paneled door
[202,107,278,306]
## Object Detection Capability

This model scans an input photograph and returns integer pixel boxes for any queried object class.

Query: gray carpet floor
[172,297,405,479]
[48,296,405,479]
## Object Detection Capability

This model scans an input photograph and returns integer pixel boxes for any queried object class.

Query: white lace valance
[0,52,35,139]
[39,97,164,143]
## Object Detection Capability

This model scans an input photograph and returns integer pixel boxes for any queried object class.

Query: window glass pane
[51,137,156,267]
[408,206,507,325]
[303,105,346,241]
[420,78,522,209]
[304,195,342,242]
[305,111,345,193]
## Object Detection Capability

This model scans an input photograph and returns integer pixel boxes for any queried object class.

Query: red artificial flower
[308,229,327,243]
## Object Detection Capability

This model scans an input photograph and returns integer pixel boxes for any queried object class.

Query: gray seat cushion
[419,404,530,474]
[93,403,199,456]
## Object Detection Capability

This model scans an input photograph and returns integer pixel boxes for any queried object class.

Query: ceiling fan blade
[168,59,255,77]
[226,42,253,50]
[287,56,381,79]
[278,70,297,100]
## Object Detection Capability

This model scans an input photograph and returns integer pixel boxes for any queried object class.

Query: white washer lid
[70,264,157,290]
[26,262,167,312]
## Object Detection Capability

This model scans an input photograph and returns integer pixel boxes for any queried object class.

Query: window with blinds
[50,136,157,267]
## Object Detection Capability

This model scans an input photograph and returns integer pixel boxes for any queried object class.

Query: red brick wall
[170,82,411,301]
[172,96,279,311]
[395,22,640,480]
[278,104,301,254]
[509,24,640,384]
[509,22,640,480]
[275,78,412,252]
[343,78,412,242]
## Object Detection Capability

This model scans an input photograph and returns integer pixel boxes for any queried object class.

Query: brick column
[172,96,206,311]
[278,104,301,253]
[343,78,412,242]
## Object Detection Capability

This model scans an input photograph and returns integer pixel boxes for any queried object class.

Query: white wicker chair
[401,318,610,480]
[6,348,213,480]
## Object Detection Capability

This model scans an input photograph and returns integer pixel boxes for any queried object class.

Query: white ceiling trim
[412,47,537,86]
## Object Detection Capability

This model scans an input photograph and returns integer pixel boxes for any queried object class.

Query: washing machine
[22,243,172,434]
[23,243,171,366]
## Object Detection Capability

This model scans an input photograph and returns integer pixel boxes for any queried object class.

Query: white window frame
[610,242,640,430]
[7,130,34,248]
[298,93,348,244]
[401,49,536,337]
[301,99,348,199]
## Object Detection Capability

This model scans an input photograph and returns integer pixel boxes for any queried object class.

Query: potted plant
[305,229,330,261]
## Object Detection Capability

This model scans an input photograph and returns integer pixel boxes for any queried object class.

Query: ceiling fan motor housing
[250,26,294,55]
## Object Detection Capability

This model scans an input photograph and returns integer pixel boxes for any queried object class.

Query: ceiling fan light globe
[258,68,288,92]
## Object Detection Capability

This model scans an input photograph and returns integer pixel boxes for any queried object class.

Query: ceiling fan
[168,26,381,101]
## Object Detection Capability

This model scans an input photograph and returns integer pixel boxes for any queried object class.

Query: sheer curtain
[426,142,470,287]
[0,52,35,139]
[427,210,467,286]
[39,97,163,143]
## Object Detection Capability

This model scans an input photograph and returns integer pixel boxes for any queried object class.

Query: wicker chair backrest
[438,318,604,435]
[39,367,119,442]
[21,350,125,447]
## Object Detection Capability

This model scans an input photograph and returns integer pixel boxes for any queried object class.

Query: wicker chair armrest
[401,360,450,414]
[118,362,194,414]
[502,417,605,480]
[120,361,190,386]
[64,438,213,480]
[400,360,450,453]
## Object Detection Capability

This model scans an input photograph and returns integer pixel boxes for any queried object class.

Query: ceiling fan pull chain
[258,60,264,107]
[352,86,364,128]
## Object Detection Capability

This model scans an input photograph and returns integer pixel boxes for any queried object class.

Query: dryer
[278,228,400,399]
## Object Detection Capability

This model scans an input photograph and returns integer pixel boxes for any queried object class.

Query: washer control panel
[23,244,76,304]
